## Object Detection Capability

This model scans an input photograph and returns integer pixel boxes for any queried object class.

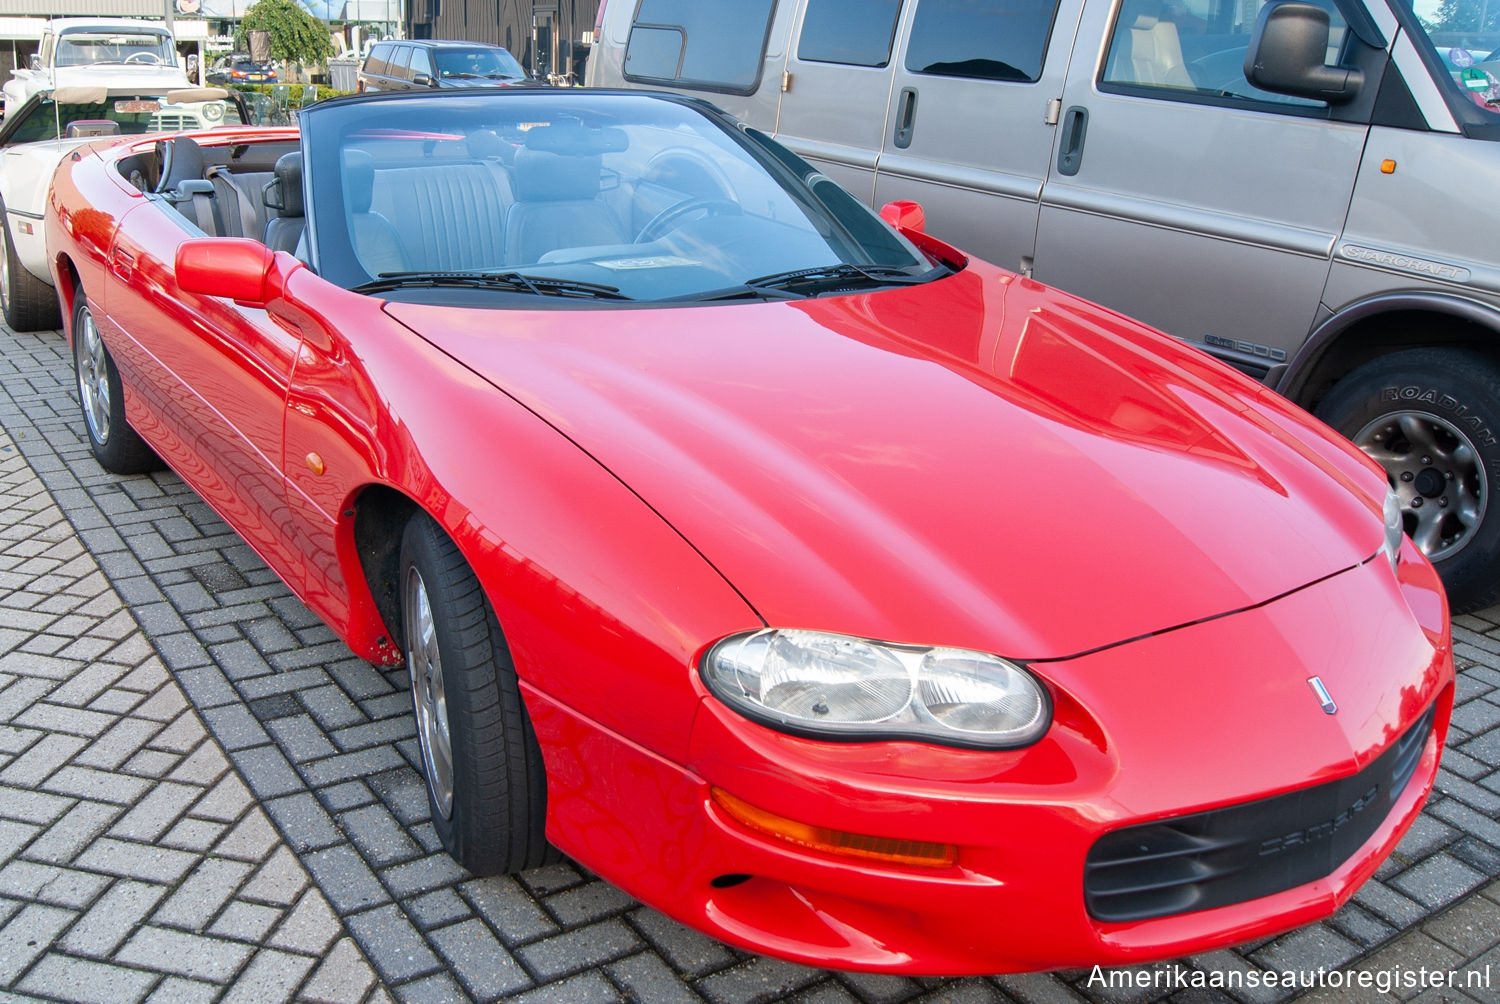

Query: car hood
[383,265,1387,659]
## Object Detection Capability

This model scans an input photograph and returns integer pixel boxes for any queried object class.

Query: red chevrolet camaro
[46,89,1452,974]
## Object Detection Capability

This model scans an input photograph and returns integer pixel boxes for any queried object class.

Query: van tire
[1316,347,1500,613]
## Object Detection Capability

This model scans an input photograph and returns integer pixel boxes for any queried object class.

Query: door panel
[1033,0,1369,362]
[872,0,1087,274]
[105,201,305,583]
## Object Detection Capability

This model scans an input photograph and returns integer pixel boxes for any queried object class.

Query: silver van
[590,0,1500,612]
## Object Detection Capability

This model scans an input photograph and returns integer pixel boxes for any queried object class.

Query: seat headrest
[341,148,376,213]
[513,147,602,202]
[156,135,206,193]
[523,123,628,156]
[263,151,304,218]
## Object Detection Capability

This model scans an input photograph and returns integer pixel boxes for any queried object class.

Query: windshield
[302,92,940,303]
[2,91,246,144]
[56,31,176,68]
[434,47,526,79]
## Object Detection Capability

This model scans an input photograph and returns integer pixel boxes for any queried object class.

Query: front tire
[1,200,62,331]
[399,515,552,875]
[1316,347,1500,612]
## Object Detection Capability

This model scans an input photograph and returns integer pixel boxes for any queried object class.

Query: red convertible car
[47,90,1452,974]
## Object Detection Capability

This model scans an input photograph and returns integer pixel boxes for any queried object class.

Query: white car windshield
[56,31,176,67]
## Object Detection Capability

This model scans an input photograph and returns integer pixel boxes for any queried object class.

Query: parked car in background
[206,55,278,85]
[45,88,1452,974]
[591,0,1500,613]
[3,19,189,119]
[0,84,246,331]
[357,39,531,91]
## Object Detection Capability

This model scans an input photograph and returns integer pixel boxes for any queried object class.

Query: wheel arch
[346,482,424,658]
[54,252,82,335]
[1277,292,1500,410]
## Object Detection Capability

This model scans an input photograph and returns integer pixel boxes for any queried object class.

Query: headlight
[701,629,1050,749]
[202,101,224,121]
[1381,484,1405,572]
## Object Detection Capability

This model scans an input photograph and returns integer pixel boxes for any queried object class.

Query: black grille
[1084,706,1434,923]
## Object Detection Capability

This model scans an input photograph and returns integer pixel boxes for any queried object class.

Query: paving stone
[214,807,281,863]
[239,845,310,907]
[219,948,318,1004]
[1423,891,1500,955]
[74,837,199,885]
[304,844,390,913]
[1391,854,1489,910]
[267,887,342,955]
[462,876,557,944]
[17,952,158,1004]
[695,958,827,1004]
[0,733,87,787]
[346,902,442,982]
[338,804,422,868]
[166,740,231,787]
[60,879,169,958]
[153,857,255,931]
[518,917,644,981]
[0,902,75,984]
[24,799,123,864]
[108,780,201,843]
[607,950,708,1004]
[429,916,532,997]
[0,860,110,908]
[319,780,376,813]
[115,924,256,982]
[229,745,304,799]
[200,704,272,752]
[380,853,468,900]
[190,772,254,823]
[547,879,638,926]
[263,791,343,852]
[160,816,228,853]
[42,764,151,805]
[506,970,622,1004]
[300,936,379,1004]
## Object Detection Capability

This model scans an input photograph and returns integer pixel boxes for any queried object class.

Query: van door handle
[1057,105,1088,176]
[893,87,918,149]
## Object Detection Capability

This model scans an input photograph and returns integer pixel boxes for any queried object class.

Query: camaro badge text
[1308,676,1338,715]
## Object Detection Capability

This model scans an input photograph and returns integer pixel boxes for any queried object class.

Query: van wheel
[399,515,555,875]
[73,292,160,474]
[1315,347,1500,612]
[1,199,62,331]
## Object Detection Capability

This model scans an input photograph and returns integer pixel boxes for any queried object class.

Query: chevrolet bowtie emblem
[1308,676,1337,715]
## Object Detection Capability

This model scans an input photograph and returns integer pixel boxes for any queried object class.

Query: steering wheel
[126,52,163,65]
[636,198,742,243]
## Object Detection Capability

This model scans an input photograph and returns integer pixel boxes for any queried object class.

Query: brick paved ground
[4,315,1500,1003]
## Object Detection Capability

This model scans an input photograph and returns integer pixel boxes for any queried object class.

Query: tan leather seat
[1128,15,1195,88]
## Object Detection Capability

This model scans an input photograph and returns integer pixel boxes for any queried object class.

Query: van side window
[409,47,434,79]
[1397,1,1500,120]
[1100,0,1347,108]
[904,0,1062,83]
[623,0,777,94]
[798,0,904,68]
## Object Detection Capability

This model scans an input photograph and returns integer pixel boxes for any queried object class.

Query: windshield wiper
[745,263,936,296]
[351,270,631,300]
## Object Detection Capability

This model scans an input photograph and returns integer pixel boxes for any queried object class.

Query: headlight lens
[702,629,1050,749]
[1381,484,1405,571]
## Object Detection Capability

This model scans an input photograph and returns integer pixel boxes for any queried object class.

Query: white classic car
[3,20,191,120]
[0,85,248,330]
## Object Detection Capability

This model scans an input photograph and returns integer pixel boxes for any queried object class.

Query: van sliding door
[872,0,1088,274]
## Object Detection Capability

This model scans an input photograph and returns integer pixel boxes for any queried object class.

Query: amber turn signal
[710,788,957,869]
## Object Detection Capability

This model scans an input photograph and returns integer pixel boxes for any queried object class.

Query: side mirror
[1244,2,1363,103]
[879,200,926,235]
[412,72,435,87]
[176,238,276,306]
[28,54,40,71]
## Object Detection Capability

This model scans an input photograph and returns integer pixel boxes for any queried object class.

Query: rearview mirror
[175,238,276,306]
[880,200,926,235]
[1244,2,1363,103]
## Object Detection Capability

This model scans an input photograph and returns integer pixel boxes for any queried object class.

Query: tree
[236,0,334,70]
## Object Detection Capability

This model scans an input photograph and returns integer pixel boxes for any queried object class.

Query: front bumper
[525,548,1452,974]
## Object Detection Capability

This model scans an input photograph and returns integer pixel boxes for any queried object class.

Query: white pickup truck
[3,19,189,120]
